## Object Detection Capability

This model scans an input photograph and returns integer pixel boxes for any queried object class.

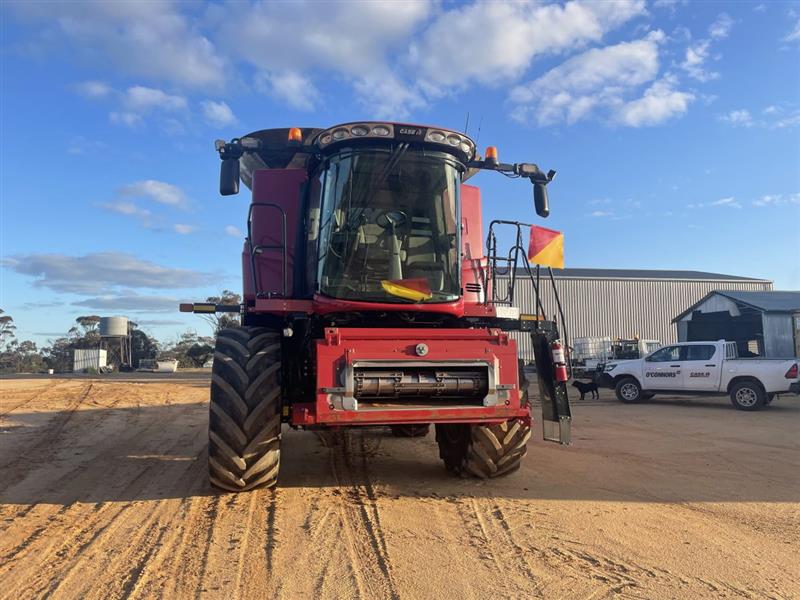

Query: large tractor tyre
[729,380,767,411]
[208,327,282,492]
[435,419,531,479]
[390,424,431,438]
[615,377,643,404]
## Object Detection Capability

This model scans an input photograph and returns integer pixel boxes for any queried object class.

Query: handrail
[247,202,288,298]
[483,220,570,374]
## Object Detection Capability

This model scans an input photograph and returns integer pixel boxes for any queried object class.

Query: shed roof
[532,268,770,282]
[672,290,800,322]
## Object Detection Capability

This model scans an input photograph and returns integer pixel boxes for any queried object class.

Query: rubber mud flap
[531,323,572,444]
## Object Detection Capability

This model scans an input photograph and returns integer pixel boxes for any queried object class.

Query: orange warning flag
[381,278,432,302]
[527,225,564,269]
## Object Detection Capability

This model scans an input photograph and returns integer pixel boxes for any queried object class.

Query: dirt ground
[1,377,798,600]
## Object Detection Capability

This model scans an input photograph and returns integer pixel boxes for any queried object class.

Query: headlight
[372,125,390,136]
[351,125,369,136]
[605,364,616,372]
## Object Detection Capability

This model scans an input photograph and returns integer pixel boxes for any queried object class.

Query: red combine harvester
[181,122,572,492]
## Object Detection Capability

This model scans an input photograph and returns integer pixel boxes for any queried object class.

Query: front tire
[435,420,531,478]
[208,327,282,492]
[730,380,766,411]
[615,377,642,403]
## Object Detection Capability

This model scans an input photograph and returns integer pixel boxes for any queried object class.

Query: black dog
[571,379,599,400]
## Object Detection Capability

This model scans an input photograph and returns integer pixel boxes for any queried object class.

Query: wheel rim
[735,387,757,407]
[620,383,639,400]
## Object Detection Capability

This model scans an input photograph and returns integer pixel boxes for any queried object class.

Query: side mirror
[220,158,240,196]
[533,182,550,218]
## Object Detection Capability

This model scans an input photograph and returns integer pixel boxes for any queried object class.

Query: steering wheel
[376,210,408,230]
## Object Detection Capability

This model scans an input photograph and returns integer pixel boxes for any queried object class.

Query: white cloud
[590,210,613,217]
[753,193,800,207]
[412,0,645,94]
[10,1,225,88]
[680,13,734,82]
[774,111,800,129]
[74,80,111,98]
[711,197,741,208]
[510,31,690,127]
[614,76,694,126]
[681,40,718,82]
[109,111,143,127]
[353,73,426,120]
[718,105,800,130]
[256,71,320,112]
[224,225,242,238]
[784,20,800,42]
[201,100,236,127]
[67,136,107,155]
[119,180,188,208]
[215,1,431,76]
[718,109,753,127]
[653,0,687,10]
[1,252,214,294]
[123,86,187,112]
[99,200,152,220]
[173,224,196,234]
[753,4,766,12]
[708,13,734,39]
[72,294,182,313]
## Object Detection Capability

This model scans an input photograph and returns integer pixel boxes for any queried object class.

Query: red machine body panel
[461,184,490,305]
[289,327,529,427]
[243,168,307,301]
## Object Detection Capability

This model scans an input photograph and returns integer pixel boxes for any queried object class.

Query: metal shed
[499,268,772,362]
[673,290,800,358]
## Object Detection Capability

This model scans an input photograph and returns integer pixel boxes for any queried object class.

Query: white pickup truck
[600,340,800,410]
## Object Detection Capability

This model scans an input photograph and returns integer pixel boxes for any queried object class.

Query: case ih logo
[398,127,422,136]
[645,372,677,378]
[689,372,711,378]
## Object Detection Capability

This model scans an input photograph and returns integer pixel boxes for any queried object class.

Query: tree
[160,331,215,368]
[130,328,159,368]
[202,290,242,334]
[75,315,101,333]
[0,310,16,348]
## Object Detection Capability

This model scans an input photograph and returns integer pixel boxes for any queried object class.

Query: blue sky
[1,0,799,346]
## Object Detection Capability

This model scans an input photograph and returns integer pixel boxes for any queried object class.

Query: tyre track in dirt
[330,432,400,600]
[0,382,94,476]
[0,380,74,418]
[0,385,168,546]
[5,426,207,599]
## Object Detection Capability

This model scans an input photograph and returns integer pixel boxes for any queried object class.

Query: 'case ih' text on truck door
[642,345,683,390]
[682,344,720,391]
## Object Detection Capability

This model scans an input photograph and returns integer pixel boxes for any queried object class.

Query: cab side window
[648,346,681,362]
[684,345,716,361]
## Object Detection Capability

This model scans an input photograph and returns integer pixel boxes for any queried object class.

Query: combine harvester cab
[182,123,572,492]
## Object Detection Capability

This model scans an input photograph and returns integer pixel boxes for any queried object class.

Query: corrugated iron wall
[500,276,773,362]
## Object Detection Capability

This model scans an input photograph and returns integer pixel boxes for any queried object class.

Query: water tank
[99,316,129,337]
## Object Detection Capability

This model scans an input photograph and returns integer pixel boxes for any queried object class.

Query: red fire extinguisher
[551,340,569,383]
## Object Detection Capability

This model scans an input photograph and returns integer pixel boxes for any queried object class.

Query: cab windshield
[316,147,461,303]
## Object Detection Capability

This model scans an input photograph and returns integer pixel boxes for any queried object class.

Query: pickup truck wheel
[615,377,642,403]
[730,381,766,411]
